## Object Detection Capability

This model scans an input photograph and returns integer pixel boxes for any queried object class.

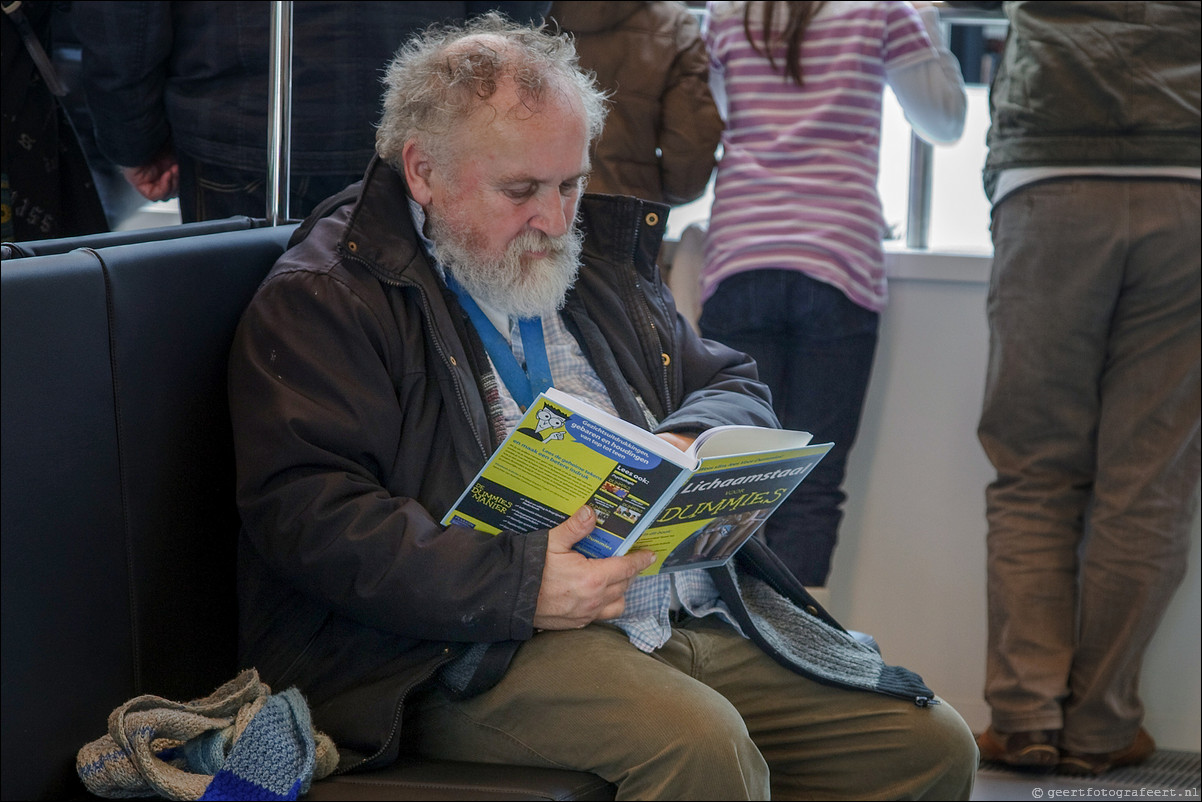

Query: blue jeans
[699,269,879,586]
[176,152,361,223]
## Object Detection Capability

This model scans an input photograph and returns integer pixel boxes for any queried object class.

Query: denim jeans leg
[177,152,360,222]
[699,269,879,586]
[176,154,266,222]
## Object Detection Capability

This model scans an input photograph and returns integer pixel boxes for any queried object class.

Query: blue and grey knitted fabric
[192,689,325,800]
[76,669,338,800]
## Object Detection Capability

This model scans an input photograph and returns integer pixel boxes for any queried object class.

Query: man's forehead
[446,71,591,181]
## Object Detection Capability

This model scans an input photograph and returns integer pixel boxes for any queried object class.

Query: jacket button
[806,605,819,616]
[645,212,659,227]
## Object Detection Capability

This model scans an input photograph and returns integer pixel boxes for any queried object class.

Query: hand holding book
[535,506,656,630]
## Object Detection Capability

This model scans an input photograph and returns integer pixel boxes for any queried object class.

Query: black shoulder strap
[2,1,66,96]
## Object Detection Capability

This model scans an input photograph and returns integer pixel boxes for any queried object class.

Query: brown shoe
[1059,728,1156,776]
[976,727,1060,771]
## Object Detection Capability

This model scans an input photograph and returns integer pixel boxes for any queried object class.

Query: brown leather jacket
[550,1,723,204]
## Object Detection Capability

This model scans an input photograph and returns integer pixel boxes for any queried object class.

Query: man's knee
[898,700,980,800]
[619,691,770,799]
[786,696,979,800]
[635,689,759,761]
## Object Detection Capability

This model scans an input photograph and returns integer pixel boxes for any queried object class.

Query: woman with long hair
[699,1,966,588]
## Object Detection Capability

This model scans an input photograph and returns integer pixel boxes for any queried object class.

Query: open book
[442,388,833,574]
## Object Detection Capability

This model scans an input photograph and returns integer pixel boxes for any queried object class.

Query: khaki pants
[407,616,977,800]
[979,178,1201,753]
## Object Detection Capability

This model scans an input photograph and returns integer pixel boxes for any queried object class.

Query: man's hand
[656,431,697,452]
[534,506,655,630]
[122,147,179,202]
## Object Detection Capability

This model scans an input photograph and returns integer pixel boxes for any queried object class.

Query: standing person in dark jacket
[228,13,977,799]
[1,0,108,241]
[548,1,723,207]
[959,0,1201,775]
[72,2,550,222]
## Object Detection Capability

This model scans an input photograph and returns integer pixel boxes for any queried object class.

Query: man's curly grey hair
[375,12,609,173]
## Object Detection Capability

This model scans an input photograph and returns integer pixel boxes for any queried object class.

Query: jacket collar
[575,192,669,284]
[338,155,669,287]
[337,157,428,285]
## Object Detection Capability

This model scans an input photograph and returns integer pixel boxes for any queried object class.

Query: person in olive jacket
[951,0,1201,776]
[228,13,977,800]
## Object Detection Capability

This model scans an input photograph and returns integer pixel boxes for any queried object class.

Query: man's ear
[401,140,434,205]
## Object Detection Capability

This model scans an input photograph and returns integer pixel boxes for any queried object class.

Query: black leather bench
[0,215,259,259]
[0,224,615,801]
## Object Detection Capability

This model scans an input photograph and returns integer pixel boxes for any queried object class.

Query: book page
[689,425,812,459]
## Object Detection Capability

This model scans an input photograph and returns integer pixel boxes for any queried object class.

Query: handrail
[905,135,933,250]
[266,0,293,225]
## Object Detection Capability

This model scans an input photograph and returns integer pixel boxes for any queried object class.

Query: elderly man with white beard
[227,13,977,801]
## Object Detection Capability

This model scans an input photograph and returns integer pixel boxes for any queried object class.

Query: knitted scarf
[76,669,338,800]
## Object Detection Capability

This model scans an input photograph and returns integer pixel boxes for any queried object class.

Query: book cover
[441,389,832,574]
[629,441,831,573]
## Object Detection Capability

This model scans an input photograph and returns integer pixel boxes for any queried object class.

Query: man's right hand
[534,506,655,631]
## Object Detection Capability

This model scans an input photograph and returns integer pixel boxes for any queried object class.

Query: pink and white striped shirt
[701,1,965,311]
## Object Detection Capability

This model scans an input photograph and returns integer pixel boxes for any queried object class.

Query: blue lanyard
[445,274,553,410]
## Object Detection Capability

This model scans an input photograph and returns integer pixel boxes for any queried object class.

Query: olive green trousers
[408,616,978,800]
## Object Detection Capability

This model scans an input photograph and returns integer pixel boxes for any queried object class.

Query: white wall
[823,250,1201,751]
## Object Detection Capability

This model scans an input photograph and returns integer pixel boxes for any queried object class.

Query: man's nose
[530,190,571,238]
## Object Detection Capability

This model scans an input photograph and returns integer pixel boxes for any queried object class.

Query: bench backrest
[1,215,260,259]
[1,224,297,800]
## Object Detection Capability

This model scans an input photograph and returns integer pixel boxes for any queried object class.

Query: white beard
[428,213,583,319]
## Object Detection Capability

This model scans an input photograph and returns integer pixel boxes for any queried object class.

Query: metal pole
[901,8,1007,249]
[266,0,293,225]
[905,133,932,250]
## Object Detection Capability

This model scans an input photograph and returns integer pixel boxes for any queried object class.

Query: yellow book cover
[442,389,832,574]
